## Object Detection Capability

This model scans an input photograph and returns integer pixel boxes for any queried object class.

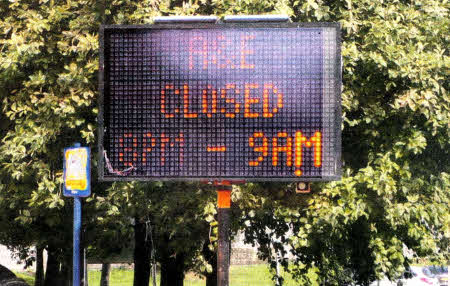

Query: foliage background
[0,0,448,285]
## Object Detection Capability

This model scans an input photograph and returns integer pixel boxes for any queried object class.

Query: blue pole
[73,196,81,286]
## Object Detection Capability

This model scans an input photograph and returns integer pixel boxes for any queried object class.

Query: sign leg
[73,197,82,286]
[217,183,232,286]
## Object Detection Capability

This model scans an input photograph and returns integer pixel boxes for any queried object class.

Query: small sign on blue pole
[63,144,91,197]
[63,143,90,286]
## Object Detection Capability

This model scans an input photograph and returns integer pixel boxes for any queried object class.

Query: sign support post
[63,142,91,286]
[73,196,82,286]
[215,181,232,286]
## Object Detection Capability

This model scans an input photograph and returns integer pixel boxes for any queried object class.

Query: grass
[15,264,301,286]
[13,271,35,285]
[88,268,139,285]
[230,264,299,286]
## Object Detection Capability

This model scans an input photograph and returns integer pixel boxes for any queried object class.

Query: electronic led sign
[99,23,341,181]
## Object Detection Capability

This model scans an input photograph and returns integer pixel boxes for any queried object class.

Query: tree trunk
[202,242,217,286]
[60,257,71,286]
[44,248,61,286]
[205,268,217,286]
[160,253,185,286]
[35,246,44,286]
[100,263,111,286]
[133,218,151,286]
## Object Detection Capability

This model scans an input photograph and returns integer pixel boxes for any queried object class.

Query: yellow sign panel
[65,148,88,190]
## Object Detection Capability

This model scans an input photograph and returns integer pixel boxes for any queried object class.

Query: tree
[227,0,449,285]
[0,0,111,284]
[92,181,218,286]
[0,1,219,283]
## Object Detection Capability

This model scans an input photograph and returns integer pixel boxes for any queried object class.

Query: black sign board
[99,23,341,181]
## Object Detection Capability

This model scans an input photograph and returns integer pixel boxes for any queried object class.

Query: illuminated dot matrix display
[99,23,341,181]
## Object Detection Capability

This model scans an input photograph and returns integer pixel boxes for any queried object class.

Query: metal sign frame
[63,146,91,197]
[98,22,342,182]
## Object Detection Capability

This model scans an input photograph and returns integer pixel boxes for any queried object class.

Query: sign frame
[63,146,91,197]
[98,22,342,182]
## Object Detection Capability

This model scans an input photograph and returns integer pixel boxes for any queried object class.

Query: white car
[424,265,449,286]
[396,266,440,286]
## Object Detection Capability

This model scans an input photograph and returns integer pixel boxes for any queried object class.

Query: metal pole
[73,196,82,286]
[216,182,232,286]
